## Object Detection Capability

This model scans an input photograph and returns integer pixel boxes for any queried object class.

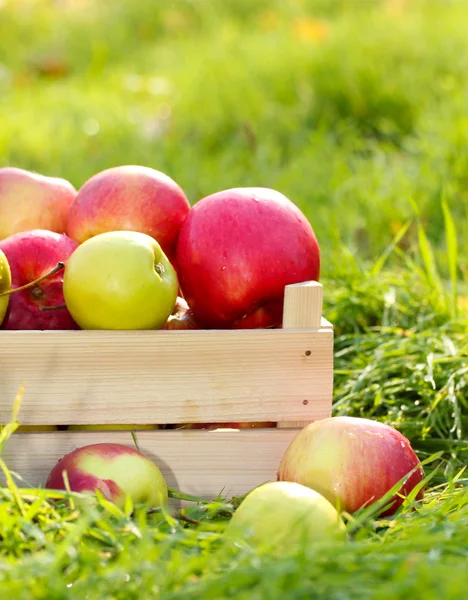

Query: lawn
[0,0,467,598]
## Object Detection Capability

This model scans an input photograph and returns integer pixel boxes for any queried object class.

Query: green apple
[225,481,346,555]
[63,231,178,330]
[0,249,11,325]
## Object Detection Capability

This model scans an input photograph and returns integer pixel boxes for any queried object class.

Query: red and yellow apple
[277,416,424,517]
[225,481,346,555]
[45,443,168,509]
[63,230,178,330]
[0,167,76,240]
[67,165,190,263]
[0,229,79,330]
[176,187,320,329]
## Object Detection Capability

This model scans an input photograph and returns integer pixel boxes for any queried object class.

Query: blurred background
[1,0,467,275]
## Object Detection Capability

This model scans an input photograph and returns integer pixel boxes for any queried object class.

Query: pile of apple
[0,165,425,552]
[44,415,425,554]
[0,164,320,333]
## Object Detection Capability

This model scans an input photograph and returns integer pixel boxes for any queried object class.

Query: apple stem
[39,303,67,311]
[0,262,65,297]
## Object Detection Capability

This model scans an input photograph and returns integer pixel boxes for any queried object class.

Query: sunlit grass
[0,1,467,597]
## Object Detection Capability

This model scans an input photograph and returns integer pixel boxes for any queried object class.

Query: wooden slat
[279,281,332,429]
[0,327,332,425]
[2,429,299,503]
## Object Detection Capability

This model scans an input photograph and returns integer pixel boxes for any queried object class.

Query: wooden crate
[0,281,333,501]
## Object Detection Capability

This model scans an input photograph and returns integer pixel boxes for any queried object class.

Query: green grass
[1,0,468,269]
[1,0,468,597]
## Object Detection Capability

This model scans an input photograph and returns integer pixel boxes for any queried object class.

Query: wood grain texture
[282,281,323,329]
[2,429,300,502]
[278,281,332,429]
[0,327,333,425]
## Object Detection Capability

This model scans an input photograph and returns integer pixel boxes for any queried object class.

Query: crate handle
[282,281,323,329]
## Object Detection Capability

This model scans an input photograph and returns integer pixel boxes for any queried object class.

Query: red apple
[161,296,201,330]
[45,443,168,509]
[67,165,191,263]
[175,187,320,329]
[0,229,79,330]
[0,167,77,240]
[277,416,424,517]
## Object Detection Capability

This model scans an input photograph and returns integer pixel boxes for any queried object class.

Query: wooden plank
[279,281,332,429]
[2,429,299,503]
[0,328,332,425]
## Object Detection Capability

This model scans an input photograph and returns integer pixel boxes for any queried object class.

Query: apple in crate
[225,481,346,555]
[161,296,201,330]
[176,187,320,329]
[67,424,160,431]
[45,443,168,509]
[0,167,76,240]
[66,165,191,263]
[0,230,79,330]
[63,230,178,329]
[0,249,11,326]
[179,422,276,430]
[277,417,424,517]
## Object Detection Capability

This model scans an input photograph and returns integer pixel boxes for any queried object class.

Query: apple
[161,296,201,330]
[0,229,79,330]
[16,425,58,432]
[67,424,160,431]
[66,165,191,263]
[277,417,424,517]
[178,422,276,430]
[225,481,346,555]
[0,249,11,326]
[63,230,178,330]
[0,167,77,240]
[175,187,320,329]
[45,443,168,509]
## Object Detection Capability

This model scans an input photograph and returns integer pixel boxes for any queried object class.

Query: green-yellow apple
[0,249,11,325]
[277,416,424,517]
[45,442,168,509]
[16,425,58,432]
[225,481,346,555]
[0,167,77,240]
[63,230,178,329]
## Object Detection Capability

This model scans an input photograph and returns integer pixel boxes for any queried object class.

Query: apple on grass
[225,481,346,555]
[63,230,178,330]
[175,187,320,329]
[277,416,424,517]
[0,230,79,330]
[45,443,168,509]
[66,165,191,264]
[0,167,76,240]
